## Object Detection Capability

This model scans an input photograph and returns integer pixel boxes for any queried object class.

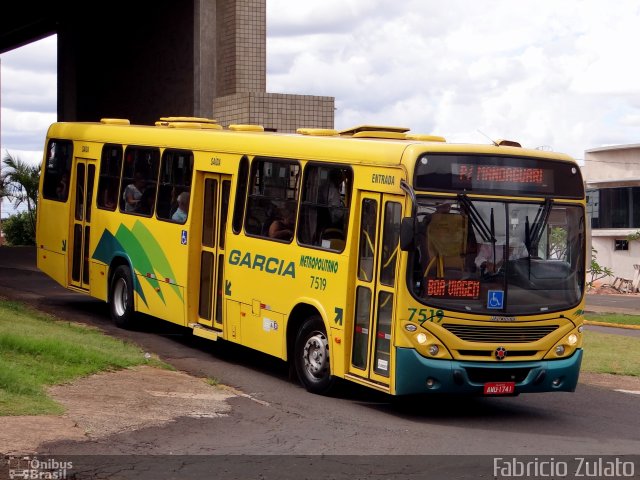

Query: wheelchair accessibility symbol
[487,290,504,309]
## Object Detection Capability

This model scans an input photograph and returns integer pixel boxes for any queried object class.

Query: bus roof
[46,119,576,168]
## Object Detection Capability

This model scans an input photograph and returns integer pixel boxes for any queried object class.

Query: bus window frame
[297,162,353,253]
[42,139,73,202]
[156,148,194,223]
[243,156,301,243]
[232,156,250,234]
[119,146,161,217]
[96,144,123,212]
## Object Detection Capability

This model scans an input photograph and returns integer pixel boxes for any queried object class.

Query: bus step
[190,323,220,341]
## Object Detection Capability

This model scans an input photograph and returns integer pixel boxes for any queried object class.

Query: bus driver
[475,237,527,274]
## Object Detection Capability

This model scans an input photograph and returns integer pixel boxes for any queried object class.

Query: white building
[583,144,640,281]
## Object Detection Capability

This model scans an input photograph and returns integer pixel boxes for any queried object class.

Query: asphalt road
[1,247,639,479]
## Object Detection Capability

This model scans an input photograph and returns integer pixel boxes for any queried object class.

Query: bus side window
[232,156,249,234]
[42,139,73,202]
[298,164,352,252]
[97,144,122,211]
[156,149,194,222]
[119,147,160,216]
[244,158,300,241]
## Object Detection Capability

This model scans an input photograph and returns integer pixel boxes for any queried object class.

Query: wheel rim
[113,277,128,317]
[302,331,329,380]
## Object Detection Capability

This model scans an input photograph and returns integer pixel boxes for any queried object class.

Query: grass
[0,297,636,417]
[205,377,220,387]
[585,313,640,327]
[582,330,640,377]
[0,299,166,416]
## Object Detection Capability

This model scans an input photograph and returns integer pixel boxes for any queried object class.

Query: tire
[294,316,335,394]
[109,265,136,329]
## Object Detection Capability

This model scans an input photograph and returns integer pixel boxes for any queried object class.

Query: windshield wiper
[458,194,499,270]
[525,198,553,255]
[457,194,496,244]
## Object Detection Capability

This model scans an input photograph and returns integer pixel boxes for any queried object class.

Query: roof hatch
[155,116,222,129]
[339,125,410,139]
[297,128,339,136]
[100,118,130,125]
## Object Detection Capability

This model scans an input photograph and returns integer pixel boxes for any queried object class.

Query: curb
[584,320,640,330]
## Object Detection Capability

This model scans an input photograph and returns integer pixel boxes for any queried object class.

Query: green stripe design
[92,220,184,306]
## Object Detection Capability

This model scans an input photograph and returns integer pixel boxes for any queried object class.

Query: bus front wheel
[109,265,135,329]
[294,316,335,394]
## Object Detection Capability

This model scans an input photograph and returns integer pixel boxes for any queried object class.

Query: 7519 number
[310,276,327,290]
[408,308,444,324]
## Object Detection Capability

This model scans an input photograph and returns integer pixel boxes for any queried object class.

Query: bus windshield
[408,196,585,315]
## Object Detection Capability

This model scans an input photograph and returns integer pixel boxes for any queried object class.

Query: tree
[1,151,40,239]
[548,226,567,259]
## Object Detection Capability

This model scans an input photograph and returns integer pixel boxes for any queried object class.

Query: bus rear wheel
[294,316,335,394]
[109,265,135,329]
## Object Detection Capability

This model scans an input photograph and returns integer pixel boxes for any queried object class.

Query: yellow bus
[36,118,586,396]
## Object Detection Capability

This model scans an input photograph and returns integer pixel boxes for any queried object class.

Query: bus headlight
[555,345,566,356]
[416,333,428,345]
[567,333,578,346]
[428,344,439,356]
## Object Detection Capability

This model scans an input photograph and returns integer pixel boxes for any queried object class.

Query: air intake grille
[442,323,558,343]
[466,367,531,383]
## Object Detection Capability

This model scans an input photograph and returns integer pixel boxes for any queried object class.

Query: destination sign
[458,164,545,185]
[427,279,480,299]
[414,154,584,199]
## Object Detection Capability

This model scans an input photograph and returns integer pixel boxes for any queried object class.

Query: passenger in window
[123,172,145,212]
[136,187,156,215]
[328,170,344,206]
[172,191,190,223]
[101,181,118,209]
[56,173,69,200]
[169,187,180,217]
[327,169,347,225]
[268,207,295,241]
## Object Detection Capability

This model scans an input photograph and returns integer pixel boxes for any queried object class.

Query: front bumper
[395,347,583,396]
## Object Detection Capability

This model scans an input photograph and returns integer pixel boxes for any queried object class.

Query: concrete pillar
[193,0,217,119]
[215,0,266,97]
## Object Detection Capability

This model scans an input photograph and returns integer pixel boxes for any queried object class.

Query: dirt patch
[588,285,640,296]
[579,372,640,392]
[0,366,234,455]
[0,416,86,455]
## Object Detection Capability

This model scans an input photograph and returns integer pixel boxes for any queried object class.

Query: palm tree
[0,174,8,202]
[0,173,8,238]
[1,151,41,237]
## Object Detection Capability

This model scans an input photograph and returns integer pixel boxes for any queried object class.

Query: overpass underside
[1,0,334,132]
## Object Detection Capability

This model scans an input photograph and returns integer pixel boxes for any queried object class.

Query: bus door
[196,174,231,329]
[349,192,403,387]
[69,159,96,290]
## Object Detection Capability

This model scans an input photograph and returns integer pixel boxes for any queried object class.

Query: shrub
[586,247,613,288]
[2,211,36,246]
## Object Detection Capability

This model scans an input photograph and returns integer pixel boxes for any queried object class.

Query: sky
[2,0,640,213]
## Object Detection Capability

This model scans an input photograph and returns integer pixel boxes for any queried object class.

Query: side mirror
[400,217,415,251]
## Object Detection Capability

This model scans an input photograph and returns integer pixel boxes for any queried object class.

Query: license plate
[483,381,515,395]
